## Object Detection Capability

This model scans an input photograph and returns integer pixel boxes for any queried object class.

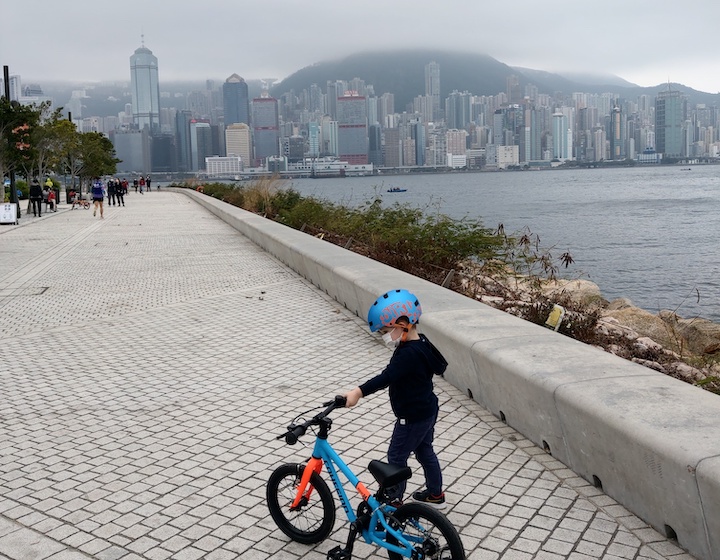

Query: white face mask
[382,331,401,348]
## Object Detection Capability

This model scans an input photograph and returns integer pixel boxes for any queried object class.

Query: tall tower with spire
[130,36,161,132]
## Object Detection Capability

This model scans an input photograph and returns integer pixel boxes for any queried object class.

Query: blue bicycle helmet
[367,289,422,332]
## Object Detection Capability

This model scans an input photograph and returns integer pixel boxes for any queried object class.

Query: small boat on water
[387,187,407,192]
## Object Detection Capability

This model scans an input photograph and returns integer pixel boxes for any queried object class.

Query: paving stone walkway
[0,193,696,560]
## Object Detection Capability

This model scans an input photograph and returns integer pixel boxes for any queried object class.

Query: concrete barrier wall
[176,188,720,560]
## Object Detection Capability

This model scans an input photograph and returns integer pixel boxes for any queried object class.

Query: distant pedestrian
[146,176,152,191]
[116,179,126,206]
[133,178,139,193]
[139,176,146,194]
[42,185,50,210]
[107,179,117,206]
[29,178,43,217]
[47,188,56,212]
[91,177,105,218]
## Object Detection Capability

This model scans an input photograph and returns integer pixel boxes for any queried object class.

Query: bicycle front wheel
[387,502,465,560]
[266,462,336,544]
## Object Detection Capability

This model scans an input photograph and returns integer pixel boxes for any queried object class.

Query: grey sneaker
[411,489,446,509]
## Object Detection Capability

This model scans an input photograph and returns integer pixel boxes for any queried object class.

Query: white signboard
[0,203,18,225]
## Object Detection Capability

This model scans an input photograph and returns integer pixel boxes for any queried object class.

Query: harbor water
[284,165,720,322]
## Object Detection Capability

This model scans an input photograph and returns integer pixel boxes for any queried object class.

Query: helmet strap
[395,320,411,342]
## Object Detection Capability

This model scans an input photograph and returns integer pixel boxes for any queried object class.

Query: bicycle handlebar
[277,395,347,445]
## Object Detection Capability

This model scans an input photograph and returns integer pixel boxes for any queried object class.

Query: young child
[344,289,448,508]
[47,188,56,212]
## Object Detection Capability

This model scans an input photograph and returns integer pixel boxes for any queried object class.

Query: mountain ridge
[271,49,719,109]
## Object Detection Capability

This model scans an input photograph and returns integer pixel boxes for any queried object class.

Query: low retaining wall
[176,188,720,560]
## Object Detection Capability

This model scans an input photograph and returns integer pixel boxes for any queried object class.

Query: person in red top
[47,189,56,212]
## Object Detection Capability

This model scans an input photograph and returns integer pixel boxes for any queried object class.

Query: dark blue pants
[387,410,442,500]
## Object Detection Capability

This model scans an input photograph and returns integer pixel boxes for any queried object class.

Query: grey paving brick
[0,194,699,560]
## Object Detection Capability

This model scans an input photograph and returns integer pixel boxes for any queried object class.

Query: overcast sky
[3,0,719,94]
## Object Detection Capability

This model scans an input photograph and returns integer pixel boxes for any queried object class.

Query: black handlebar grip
[323,395,348,407]
[285,425,306,445]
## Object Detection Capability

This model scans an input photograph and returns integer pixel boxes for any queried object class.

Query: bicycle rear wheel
[387,502,465,560]
[266,462,336,544]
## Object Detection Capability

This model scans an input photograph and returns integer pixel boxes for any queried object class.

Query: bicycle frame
[292,436,417,557]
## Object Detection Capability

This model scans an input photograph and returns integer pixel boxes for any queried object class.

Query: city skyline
[2,0,720,95]
[5,34,717,175]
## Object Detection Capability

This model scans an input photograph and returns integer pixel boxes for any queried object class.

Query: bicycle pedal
[326,545,352,560]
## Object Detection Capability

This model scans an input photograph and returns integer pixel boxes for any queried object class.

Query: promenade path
[0,192,695,560]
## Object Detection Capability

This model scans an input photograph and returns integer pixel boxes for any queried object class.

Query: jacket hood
[416,334,448,376]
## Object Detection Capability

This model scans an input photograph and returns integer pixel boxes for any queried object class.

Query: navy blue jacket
[359,334,447,422]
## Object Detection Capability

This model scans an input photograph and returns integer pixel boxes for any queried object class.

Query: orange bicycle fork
[291,456,371,511]
[291,457,324,510]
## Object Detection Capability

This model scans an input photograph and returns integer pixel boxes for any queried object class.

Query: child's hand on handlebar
[343,387,363,408]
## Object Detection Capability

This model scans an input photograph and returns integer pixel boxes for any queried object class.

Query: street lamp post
[2,64,20,218]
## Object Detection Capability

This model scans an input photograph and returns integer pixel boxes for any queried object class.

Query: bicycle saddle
[368,459,412,487]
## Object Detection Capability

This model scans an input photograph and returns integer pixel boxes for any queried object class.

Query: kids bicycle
[266,396,465,560]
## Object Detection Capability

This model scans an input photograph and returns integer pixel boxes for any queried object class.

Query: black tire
[387,502,465,560]
[266,463,336,544]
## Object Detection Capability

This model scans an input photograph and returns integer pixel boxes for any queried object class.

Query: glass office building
[223,74,250,126]
[655,88,686,158]
[130,44,161,132]
[252,95,280,166]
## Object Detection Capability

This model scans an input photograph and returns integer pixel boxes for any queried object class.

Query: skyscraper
[552,112,571,160]
[129,40,161,132]
[320,117,338,156]
[189,120,212,171]
[655,87,686,158]
[251,93,280,166]
[378,93,395,129]
[384,128,401,168]
[326,80,347,119]
[223,74,250,126]
[609,105,625,160]
[506,75,522,105]
[308,84,324,113]
[337,93,368,164]
[425,61,440,121]
[175,110,193,172]
[411,120,426,166]
[307,122,321,157]
[368,123,382,167]
[225,123,252,166]
[445,91,473,130]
